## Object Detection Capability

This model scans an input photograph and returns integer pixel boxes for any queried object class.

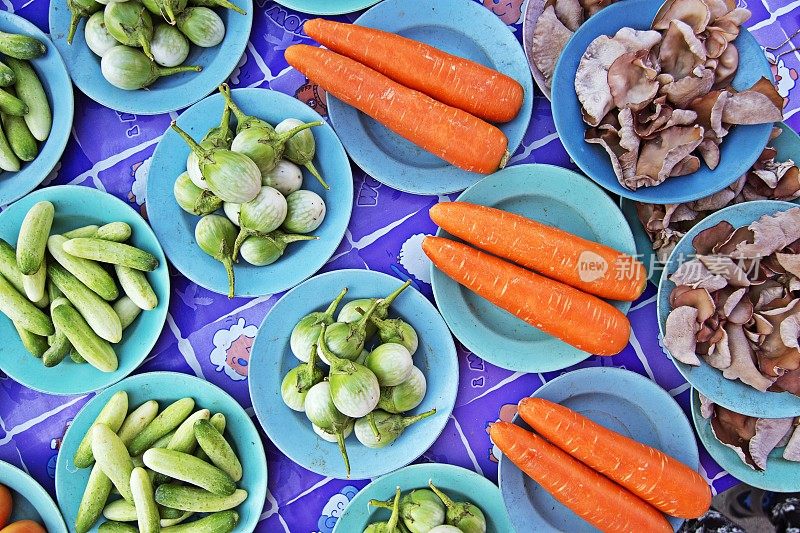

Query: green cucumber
[96,222,132,242]
[48,234,119,301]
[128,397,195,456]
[0,122,19,171]
[194,419,242,482]
[0,239,45,307]
[64,225,99,239]
[153,409,210,485]
[0,272,53,335]
[142,448,236,497]
[52,303,118,372]
[117,399,159,447]
[0,87,27,116]
[150,429,177,449]
[196,412,226,462]
[12,320,47,357]
[17,201,54,275]
[131,467,160,533]
[71,349,87,364]
[92,423,135,503]
[160,511,194,527]
[63,238,159,271]
[48,262,122,342]
[21,260,45,302]
[2,107,36,161]
[73,390,129,468]
[102,498,137,521]
[161,511,238,533]
[160,506,184,520]
[5,58,49,141]
[155,485,247,513]
[75,463,114,533]
[0,61,15,86]
[113,296,142,330]
[43,328,71,367]
[0,32,46,60]
[115,265,157,310]
[98,521,138,533]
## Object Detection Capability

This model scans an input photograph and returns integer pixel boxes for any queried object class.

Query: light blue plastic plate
[148,88,353,297]
[0,460,67,533]
[430,164,636,373]
[55,371,267,532]
[274,0,381,15]
[498,367,699,532]
[333,463,513,533]
[48,0,252,115]
[691,389,800,492]
[621,122,800,283]
[327,0,535,195]
[0,186,169,395]
[658,200,800,418]
[0,11,73,207]
[552,0,774,204]
[249,269,458,480]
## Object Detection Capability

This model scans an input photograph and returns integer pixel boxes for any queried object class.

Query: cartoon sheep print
[210,317,258,380]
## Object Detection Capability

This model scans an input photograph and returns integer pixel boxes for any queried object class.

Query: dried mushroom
[575,1,783,189]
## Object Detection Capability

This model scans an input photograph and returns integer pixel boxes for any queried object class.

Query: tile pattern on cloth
[0,0,799,530]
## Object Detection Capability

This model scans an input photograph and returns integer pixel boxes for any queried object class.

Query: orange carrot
[490,422,672,533]
[518,397,712,519]
[429,202,646,301]
[284,44,509,174]
[0,521,46,533]
[422,236,630,355]
[303,18,524,123]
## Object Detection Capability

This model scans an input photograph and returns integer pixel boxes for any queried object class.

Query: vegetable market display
[66,0,246,90]
[0,484,46,533]
[283,281,435,478]
[171,84,328,297]
[0,200,158,372]
[69,390,247,532]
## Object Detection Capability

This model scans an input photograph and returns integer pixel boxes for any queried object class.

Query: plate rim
[429,163,636,373]
[0,459,68,533]
[272,0,382,15]
[248,268,459,480]
[54,370,268,532]
[0,184,170,395]
[146,87,353,297]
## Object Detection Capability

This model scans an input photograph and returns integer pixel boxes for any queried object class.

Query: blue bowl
[333,463,513,533]
[552,0,774,204]
[274,0,381,15]
[147,88,353,297]
[691,389,800,492]
[0,11,73,207]
[431,164,636,373]
[55,371,267,532]
[48,0,252,115]
[249,269,459,480]
[327,0,534,195]
[658,200,800,418]
[498,367,699,532]
[0,460,67,533]
[0,185,170,395]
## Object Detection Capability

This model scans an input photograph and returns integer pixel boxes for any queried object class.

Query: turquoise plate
[274,0,381,15]
[55,372,267,532]
[658,200,800,418]
[430,164,636,373]
[552,0,773,204]
[0,460,67,533]
[498,367,699,532]
[148,88,353,297]
[0,11,73,207]
[691,389,800,492]
[49,0,252,115]
[621,122,800,283]
[249,269,458,480]
[332,463,513,533]
[0,186,169,395]
[327,0,535,195]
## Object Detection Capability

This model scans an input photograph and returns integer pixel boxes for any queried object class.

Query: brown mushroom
[532,5,573,90]
[555,0,584,31]
[692,220,734,254]
[608,50,660,111]
[723,77,784,125]
[634,125,704,187]
[664,305,702,365]
[661,69,715,108]
[722,323,775,391]
[658,19,707,79]
[697,139,721,169]
[652,0,711,33]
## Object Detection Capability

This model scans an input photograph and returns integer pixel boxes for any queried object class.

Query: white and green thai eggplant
[239,231,316,266]
[101,46,201,90]
[187,93,234,191]
[104,1,155,59]
[365,488,402,533]
[320,299,380,362]
[141,0,186,24]
[280,343,324,412]
[337,280,411,338]
[84,11,118,57]
[354,409,436,449]
[275,118,329,189]
[262,159,302,195]
[194,214,237,298]
[289,287,347,361]
[369,315,419,355]
[189,0,246,15]
[282,190,325,234]
[176,7,224,47]
[230,119,322,178]
[304,381,353,478]
[364,343,413,387]
[231,185,287,259]
[173,171,223,216]
[221,82,273,133]
[150,23,189,68]
[428,482,487,533]
[371,489,445,533]
[377,366,426,414]
[67,0,103,45]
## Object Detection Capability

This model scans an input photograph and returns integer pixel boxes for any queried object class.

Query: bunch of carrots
[490,398,712,532]
[423,202,647,356]
[285,19,524,174]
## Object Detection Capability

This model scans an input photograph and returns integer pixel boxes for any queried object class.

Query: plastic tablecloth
[1,0,799,531]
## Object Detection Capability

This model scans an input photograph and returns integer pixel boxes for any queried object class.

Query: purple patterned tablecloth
[1,0,799,531]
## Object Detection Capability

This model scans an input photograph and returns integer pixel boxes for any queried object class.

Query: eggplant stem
[381,280,412,308]
[323,287,349,317]
[159,64,203,78]
[232,228,254,262]
[402,408,436,428]
[219,83,252,130]
[213,0,246,14]
[335,428,351,479]
[171,121,209,159]
[164,1,176,24]
[368,499,393,510]
[368,412,381,440]
[222,257,235,299]
[66,13,80,44]
[283,233,318,244]
[274,120,322,143]
[356,299,381,329]
[192,190,221,215]
[387,488,401,529]
[428,481,455,508]
[303,161,329,190]
[139,36,154,60]
[307,342,319,369]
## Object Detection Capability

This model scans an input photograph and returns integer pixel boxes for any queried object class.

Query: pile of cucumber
[67,0,247,90]
[0,31,52,172]
[73,391,246,532]
[0,200,159,371]
[172,85,329,297]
